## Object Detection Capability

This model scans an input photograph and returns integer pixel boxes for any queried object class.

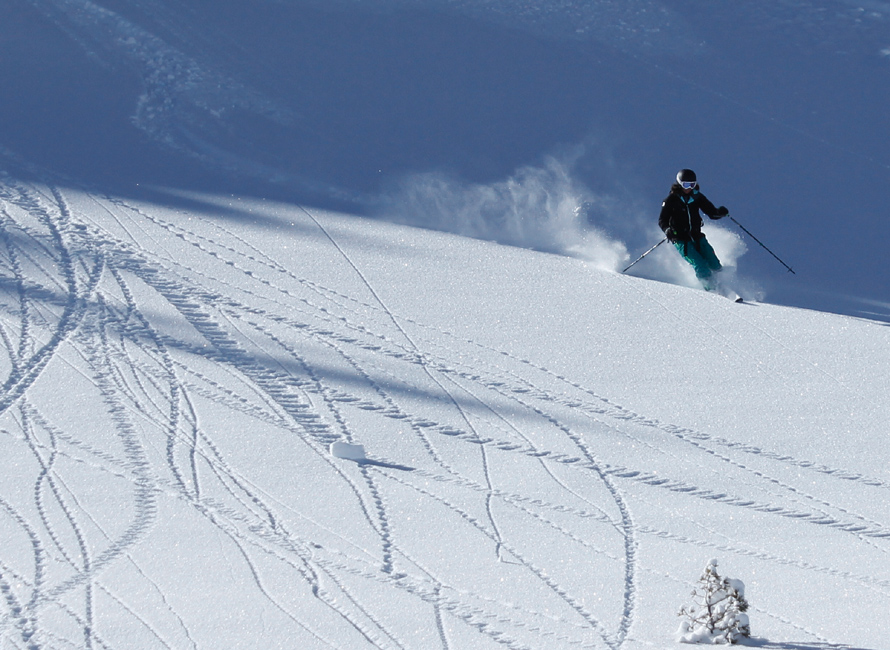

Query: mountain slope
[0,178,887,649]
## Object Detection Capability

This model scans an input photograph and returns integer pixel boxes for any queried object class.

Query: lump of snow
[727,578,745,597]
[330,442,366,461]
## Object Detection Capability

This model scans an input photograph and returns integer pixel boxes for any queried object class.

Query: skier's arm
[658,198,673,235]
[699,193,729,219]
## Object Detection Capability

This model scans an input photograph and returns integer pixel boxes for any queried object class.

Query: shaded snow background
[3,0,890,318]
[1,1,890,649]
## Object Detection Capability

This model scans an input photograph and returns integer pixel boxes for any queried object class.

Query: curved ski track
[0,177,886,649]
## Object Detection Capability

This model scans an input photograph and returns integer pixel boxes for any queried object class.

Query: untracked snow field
[0,179,888,649]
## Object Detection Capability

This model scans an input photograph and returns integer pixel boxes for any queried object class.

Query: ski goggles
[680,181,697,189]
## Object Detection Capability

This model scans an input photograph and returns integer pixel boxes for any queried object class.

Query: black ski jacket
[659,184,727,242]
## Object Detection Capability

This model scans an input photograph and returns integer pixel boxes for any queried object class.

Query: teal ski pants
[674,237,721,288]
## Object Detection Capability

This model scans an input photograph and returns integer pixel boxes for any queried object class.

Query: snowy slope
[1,177,888,649]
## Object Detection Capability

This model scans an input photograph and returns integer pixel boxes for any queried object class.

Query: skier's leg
[695,236,722,272]
[674,241,715,287]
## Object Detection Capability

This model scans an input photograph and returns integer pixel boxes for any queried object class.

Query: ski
[706,281,743,303]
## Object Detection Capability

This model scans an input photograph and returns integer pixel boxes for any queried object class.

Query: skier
[659,169,729,291]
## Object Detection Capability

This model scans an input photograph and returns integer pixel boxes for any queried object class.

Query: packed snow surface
[0,180,887,649]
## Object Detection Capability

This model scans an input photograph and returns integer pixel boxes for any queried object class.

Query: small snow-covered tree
[677,559,750,644]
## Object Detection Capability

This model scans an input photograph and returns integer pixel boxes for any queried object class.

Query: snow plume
[659,226,747,287]
[380,156,629,271]
[625,222,764,300]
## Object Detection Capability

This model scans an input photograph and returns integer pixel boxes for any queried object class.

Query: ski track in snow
[0,175,886,649]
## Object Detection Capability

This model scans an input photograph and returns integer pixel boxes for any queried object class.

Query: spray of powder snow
[379,155,762,300]
[639,223,764,300]
[380,156,630,271]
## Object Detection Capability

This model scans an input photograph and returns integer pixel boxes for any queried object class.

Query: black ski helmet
[676,169,697,186]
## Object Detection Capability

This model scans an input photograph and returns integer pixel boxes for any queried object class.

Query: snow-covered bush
[677,559,750,644]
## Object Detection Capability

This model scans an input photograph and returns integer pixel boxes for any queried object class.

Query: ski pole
[622,237,666,273]
[729,217,795,274]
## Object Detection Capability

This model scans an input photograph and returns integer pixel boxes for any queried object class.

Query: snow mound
[330,441,367,461]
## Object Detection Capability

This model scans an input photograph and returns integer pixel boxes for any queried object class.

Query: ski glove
[664,228,676,242]
[715,206,729,218]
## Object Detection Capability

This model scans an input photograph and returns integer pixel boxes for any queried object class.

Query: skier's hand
[715,206,729,218]
[664,228,676,242]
